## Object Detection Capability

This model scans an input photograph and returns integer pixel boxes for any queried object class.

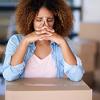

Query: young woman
[2,0,84,81]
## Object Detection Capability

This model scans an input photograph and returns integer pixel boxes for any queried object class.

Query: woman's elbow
[67,69,84,82]
[69,74,83,82]
[3,70,17,81]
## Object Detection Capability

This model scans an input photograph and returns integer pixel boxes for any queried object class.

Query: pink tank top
[24,52,57,78]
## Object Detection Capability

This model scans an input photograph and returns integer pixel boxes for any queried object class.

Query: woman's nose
[42,20,49,27]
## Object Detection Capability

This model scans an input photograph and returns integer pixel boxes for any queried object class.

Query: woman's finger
[41,26,55,32]
[35,30,53,36]
[36,26,55,33]
[38,33,52,40]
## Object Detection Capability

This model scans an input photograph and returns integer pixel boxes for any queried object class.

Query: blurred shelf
[0,3,17,11]
[71,6,82,10]
[0,40,8,45]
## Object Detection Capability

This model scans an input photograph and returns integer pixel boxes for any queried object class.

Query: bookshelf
[67,0,83,38]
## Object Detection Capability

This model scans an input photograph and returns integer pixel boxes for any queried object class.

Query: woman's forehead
[36,16,54,19]
[36,7,54,17]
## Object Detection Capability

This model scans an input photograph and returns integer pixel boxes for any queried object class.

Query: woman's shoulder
[9,34,23,40]
[8,34,23,43]
[6,34,24,49]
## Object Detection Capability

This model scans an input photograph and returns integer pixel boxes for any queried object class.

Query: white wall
[83,0,100,23]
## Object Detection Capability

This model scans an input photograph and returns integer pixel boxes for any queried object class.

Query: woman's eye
[47,19,54,22]
[36,19,42,22]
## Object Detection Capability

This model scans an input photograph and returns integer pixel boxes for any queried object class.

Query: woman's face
[34,7,54,31]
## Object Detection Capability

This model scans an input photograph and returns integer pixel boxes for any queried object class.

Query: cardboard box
[79,23,100,42]
[96,43,100,68]
[5,78,92,100]
[0,96,4,100]
[96,52,100,68]
[94,69,100,88]
[80,54,96,72]
[83,72,95,88]
[0,45,5,63]
[72,37,97,72]
[93,92,100,100]
[0,45,5,58]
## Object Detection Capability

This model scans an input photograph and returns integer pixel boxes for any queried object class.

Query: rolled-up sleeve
[2,35,25,81]
[3,62,25,81]
[63,55,85,81]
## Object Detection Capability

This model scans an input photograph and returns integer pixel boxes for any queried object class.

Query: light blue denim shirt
[2,34,84,81]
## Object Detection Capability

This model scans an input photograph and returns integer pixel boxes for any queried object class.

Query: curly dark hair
[16,0,73,37]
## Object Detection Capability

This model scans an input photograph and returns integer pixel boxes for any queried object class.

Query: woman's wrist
[59,38,67,48]
[21,37,29,48]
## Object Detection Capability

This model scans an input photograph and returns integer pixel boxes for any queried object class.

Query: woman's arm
[3,34,26,81]
[58,39,84,81]
[59,39,77,65]
[11,31,52,66]
[3,32,52,81]
[11,38,28,66]
[40,28,84,81]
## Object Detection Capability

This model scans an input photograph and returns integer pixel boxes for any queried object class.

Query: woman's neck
[35,40,51,47]
[34,40,51,59]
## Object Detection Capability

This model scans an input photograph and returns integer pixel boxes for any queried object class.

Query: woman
[2,0,84,81]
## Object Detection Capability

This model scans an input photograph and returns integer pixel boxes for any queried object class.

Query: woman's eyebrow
[36,17,42,19]
[36,16,54,19]
[47,17,54,19]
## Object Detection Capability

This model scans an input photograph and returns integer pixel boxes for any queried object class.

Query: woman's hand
[23,27,53,45]
[23,26,65,47]
[43,32,65,46]
[37,26,65,46]
[40,26,77,65]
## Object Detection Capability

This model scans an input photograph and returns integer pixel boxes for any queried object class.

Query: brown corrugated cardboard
[0,96,5,100]
[79,23,100,42]
[93,92,100,100]
[94,69,100,88]
[96,53,100,68]
[80,54,96,72]
[0,45,5,58]
[73,39,97,54]
[96,43,100,68]
[5,78,92,100]
[72,37,97,72]
[83,72,95,88]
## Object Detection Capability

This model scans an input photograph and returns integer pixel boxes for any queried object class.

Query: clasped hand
[24,26,65,46]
